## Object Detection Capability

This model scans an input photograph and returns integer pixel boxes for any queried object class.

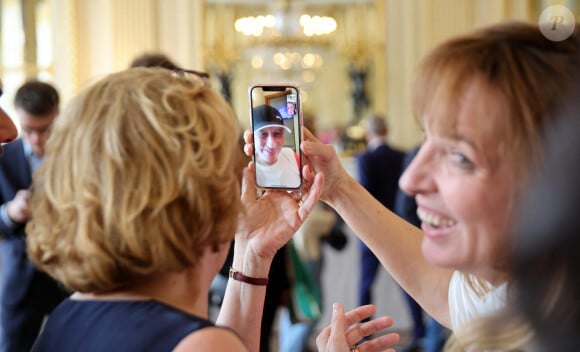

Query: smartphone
[249,83,303,190]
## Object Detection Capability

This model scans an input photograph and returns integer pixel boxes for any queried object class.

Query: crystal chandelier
[235,13,336,37]
[234,1,336,73]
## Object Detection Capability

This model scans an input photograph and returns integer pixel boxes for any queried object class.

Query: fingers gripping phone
[249,83,303,190]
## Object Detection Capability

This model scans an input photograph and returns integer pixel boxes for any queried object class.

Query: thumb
[241,161,258,203]
[329,302,348,349]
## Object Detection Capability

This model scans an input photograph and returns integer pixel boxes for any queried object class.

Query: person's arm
[174,326,249,352]
[301,129,454,327]
[0,204,16,228]
[217,162,324,352]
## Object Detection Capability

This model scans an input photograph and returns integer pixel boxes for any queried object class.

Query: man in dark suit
[0,81,69,352]
[355,114,404,316]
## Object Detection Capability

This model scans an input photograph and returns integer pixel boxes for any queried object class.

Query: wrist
[0,204,17,228]
[326,174,357,208]
[231,240,273,279]
[229,267,269,286]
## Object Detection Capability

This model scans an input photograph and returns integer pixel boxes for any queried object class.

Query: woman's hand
[233,160,324,275]
[316,303,399,352]
[300,128,351,203]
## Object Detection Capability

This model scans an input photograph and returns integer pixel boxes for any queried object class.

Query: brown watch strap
[229,267,269,286]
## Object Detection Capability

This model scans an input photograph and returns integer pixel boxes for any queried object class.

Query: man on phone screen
[253,104,300,188]
[285,101,296,118]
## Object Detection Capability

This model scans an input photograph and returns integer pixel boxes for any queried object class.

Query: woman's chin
[422,239,457,269]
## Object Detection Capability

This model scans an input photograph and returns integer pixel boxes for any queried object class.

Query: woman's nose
[398,146,434,197]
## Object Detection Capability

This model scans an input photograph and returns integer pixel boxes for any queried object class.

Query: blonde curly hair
[26,67,242,293]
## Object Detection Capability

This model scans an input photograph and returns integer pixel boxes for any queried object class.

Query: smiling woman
[290,20,580,352]
[401,76,516,277]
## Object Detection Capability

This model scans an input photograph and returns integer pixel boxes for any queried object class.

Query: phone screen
[250,84,302,190]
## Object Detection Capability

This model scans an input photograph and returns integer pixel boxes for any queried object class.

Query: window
[0,0,53,128]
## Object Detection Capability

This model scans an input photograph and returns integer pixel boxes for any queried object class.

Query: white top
[448,271,508,330]
[256,147,300,188]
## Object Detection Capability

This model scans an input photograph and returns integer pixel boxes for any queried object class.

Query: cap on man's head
[253,104,292,133]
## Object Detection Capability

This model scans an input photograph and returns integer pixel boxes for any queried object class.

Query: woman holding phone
[26,68,399,352]
[246,20,579,351]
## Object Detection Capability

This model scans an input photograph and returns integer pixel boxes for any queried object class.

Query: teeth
[417,208,457,227]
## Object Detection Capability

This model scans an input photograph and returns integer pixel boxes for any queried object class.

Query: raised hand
[235,160,325,262]
[316,303,399,352]
[299,128,352,203]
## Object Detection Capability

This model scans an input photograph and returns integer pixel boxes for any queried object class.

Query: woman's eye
[451,151,474,170]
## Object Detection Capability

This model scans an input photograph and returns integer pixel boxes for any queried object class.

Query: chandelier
[234,1,336,73]
[235,14,336,37]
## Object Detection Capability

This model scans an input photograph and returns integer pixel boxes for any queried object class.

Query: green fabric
[287,239,322,323]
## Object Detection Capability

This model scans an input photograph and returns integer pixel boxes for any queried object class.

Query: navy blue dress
[32,299,230,352]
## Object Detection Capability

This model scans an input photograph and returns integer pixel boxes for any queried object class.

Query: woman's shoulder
[173,326,247,352]
[448,271,508,329]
